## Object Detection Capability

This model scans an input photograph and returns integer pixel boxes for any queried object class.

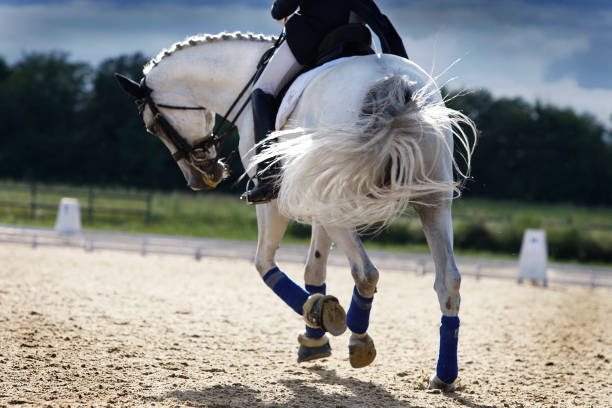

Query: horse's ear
[114,73,146,99]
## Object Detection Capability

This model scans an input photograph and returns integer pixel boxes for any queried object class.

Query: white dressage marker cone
[54,197,82,235]
[517,229,548,287]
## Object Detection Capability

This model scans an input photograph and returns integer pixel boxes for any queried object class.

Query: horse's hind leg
[255,203,346,341]
[413,200,461,391]
[324,226,378,368]
[297,224,334,363]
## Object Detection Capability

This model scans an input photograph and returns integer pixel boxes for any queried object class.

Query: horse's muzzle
[187,159,228,191]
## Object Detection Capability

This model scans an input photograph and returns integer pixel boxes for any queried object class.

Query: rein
[137,32,286,188]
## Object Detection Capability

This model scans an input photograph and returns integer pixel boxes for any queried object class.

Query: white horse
[116,32,476,391]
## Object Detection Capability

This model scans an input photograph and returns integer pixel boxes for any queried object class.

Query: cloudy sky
[1,0,610,126]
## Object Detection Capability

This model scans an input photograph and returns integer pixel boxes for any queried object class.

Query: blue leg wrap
[346,286,373,335]
[262,267,309,315]
[305,284,326,339]
[436,315,460,384]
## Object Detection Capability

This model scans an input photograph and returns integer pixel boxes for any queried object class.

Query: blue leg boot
[261,267,346,335]
[430,315,460,391]
[346,286,376,368]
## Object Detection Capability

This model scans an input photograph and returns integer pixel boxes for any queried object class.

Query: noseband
[135,33,286,189]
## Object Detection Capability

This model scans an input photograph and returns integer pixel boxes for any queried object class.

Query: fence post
[88,187,94,223]
[141,237,148,256]
[30,182,37,219]
[145,192,153,224]
[416,259,426,276]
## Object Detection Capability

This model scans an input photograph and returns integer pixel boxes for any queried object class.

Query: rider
[243,0,408,204]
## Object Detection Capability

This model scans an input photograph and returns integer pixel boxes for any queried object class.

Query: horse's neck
[146,39,272,114]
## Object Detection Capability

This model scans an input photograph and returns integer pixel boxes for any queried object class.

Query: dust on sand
[0,244,610,407]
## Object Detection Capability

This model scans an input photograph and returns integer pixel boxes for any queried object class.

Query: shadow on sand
[165,366,495,408]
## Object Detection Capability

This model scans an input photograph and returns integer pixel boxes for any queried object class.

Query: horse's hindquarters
[256,56,475,228]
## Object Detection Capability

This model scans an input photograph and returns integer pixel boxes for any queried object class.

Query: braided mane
[144,31,276,74]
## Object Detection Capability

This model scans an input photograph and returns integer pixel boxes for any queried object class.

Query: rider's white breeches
[253,41,304,98]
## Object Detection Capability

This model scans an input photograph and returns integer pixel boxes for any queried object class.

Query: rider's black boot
[241,89,280,205]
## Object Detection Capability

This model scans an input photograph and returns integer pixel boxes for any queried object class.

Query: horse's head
[114,73,227,191]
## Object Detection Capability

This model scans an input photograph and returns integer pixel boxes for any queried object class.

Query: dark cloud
[0,0,270,5]
[1,0,608,6]
[0,0,610,122]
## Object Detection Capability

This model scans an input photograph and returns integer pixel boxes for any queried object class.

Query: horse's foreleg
[414,201,461,391]
[324,226,378,368]
[254,202,289,275]
[255,203,346,339]
[297,224,334,362]
[255,202,307,314]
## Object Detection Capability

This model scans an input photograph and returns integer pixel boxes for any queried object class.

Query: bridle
[135,32,286,189]
[136,82,227,189]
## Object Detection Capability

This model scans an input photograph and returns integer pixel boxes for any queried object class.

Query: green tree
[0,57,10,82]
[79,53,188,189]
[0,51,609,204]
[0,52,91,181]
[448,90,612,204]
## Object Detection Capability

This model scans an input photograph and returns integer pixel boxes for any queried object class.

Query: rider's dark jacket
[271,0,408,65]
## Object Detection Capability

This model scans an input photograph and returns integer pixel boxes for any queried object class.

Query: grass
[1,181,611,264]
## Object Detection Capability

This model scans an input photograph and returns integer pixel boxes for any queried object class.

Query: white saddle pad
[275,57,351,130]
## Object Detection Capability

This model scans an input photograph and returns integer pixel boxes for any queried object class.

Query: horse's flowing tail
[253,74,477,228]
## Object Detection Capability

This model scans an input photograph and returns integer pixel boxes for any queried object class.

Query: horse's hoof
[297,332,332,363]
[302,294,347,336]
[348,334,376,368]
[297,343,332,363]
[429,374,456,392]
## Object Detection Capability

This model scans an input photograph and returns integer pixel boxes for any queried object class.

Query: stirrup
[240,183,279,205]
[240,179,279,205]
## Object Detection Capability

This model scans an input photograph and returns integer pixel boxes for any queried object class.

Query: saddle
[275,24,375,104]
[267,24,375,130]
[312,23,375,68]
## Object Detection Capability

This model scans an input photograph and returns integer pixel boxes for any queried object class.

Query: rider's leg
[246,89,279,204]
[255,203,346,335]
[244,41,304,204]
[254,41,305,98]
[413,198,462,390]
[323,226,379,368]
[298,224,334,362]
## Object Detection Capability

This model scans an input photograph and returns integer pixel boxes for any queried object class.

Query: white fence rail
[1,224,611,288]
